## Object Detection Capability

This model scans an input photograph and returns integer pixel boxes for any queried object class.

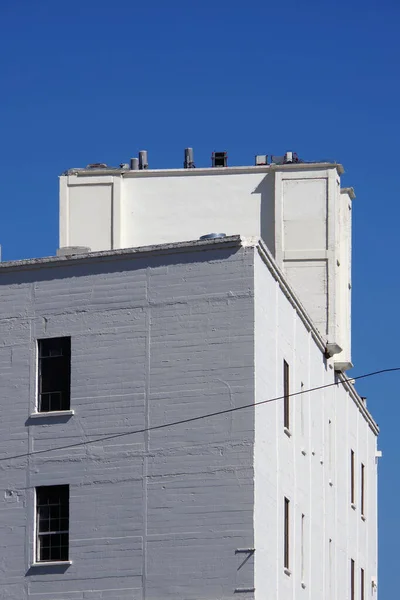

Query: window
[301,513,305,582]
[284,497,290,570]
[361,568,365,600]
[351,559,355,600]
[38,337,71,412]
[36,485,69,562]
[329,538,333,600]
[283,360,290,431]
[361,463,365,517]
[351,450,355,505]
[300,382,305,438]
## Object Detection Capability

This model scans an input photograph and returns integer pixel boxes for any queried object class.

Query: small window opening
[38,337,71,411]
[36,485,69,562]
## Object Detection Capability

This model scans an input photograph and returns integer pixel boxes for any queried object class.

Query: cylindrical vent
[199,233,227,240]
[184,147,195,168]
[130,157,139,170]
[139,150,148,170]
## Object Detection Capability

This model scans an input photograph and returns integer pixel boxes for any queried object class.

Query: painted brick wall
[0,245,255,600]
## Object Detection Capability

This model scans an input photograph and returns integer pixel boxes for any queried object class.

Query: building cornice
[338,374,379,435]
[341,187,356,199]
[61,162,344,179]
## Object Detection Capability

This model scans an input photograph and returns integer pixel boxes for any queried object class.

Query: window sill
[284,427,292,438]
[301,582,306,589]
[351,502,356,510]
[31,561,72,567]
[361,515,366,522]
[29,410,74,419]
[301,449,307,456]
[284,568,292,577]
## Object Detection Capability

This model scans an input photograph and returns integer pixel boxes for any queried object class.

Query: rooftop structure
[60,150,353,368]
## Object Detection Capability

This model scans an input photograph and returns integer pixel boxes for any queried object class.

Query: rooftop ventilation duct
[184,147,195,168]
[130,157,139,170]
[212,152,228,167]
[255,155,268,166]
[138,150,148,170]
[199,233,227,240]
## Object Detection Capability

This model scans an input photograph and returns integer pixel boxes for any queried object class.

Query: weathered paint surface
[0,244,255,600]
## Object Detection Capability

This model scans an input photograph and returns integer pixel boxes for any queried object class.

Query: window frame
[350,450,355,506]
[361,463,365,518]
[301,513,305,583]
[361,567,365,600]
[37,337,71,413]
[283,360,290,432]
[284,497,290,571]
[35,485,70,564]
[351,559,355,600]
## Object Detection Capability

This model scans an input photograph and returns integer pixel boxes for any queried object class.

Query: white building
[0,150,378,600]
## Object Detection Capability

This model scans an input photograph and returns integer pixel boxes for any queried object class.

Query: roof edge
[0,236,243,273]
[341,187,356,199]
[61,162,344,178]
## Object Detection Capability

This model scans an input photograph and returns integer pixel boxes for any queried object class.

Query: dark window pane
[60,519,69,531]
[36,486,69,562]
[38,338,71,412]
[39,516,50,533]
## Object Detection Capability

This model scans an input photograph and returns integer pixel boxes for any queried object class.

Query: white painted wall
[122,172,268,246]
[59,163,353,363]
[254,249,377,600]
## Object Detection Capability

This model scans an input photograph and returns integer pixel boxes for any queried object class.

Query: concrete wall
[254,249,377,600]
[0,243,255,600]
[0,238,375,600]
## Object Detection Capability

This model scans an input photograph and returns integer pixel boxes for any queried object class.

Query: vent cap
[199,233,227,240]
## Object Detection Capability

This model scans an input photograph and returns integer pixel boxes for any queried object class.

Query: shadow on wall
[252,173,275,256]
[0,245,242,286]
[26,563,71,577]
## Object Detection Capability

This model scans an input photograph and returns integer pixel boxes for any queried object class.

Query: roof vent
[212,151,228,167]
[199,233,227,240]
[138,150,148,170]
[255,154,268,166]
[284,151,300,164]
[120,163,129,169]
[86,163,107,169]
[130,157,139,170]
[184,147,195,169]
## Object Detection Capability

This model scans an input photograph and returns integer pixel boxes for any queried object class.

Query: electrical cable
[1,367,398,464]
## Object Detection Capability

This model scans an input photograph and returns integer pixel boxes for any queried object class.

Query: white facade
[59,162,353,366]
[253,240,378,600]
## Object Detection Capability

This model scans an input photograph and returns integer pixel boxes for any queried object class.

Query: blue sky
[0,0,399,595]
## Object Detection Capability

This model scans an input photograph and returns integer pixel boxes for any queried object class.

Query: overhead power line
[1,367,398,464]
